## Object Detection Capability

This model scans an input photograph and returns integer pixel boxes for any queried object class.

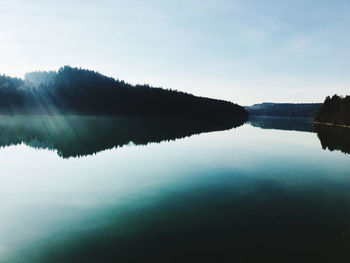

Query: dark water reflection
[248,116,314,133]
[249,116,350,155]
[1,116,350,263]
[2,115,349,157]
[0,115,244,158]
[32,178,350,263]
[314,124,350,155]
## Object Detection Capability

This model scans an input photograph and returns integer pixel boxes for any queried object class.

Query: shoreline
[312,121,350,129]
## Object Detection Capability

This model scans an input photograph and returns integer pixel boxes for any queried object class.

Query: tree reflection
[314,124,350,154]
[248,116,314,133]
[0,115,244,158]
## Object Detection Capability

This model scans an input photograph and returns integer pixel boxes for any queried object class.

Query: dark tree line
[24,70,57,87]
[0,66,248,121]
[313,95,350,126]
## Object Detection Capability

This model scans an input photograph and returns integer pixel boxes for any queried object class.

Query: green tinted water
[0,116,349,262]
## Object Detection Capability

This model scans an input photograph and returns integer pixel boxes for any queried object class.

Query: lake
[0,116,349,262]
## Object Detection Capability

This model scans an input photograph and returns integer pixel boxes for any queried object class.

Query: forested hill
[245,103,322,118]
[0,66,248,121]
[313,95,350,126]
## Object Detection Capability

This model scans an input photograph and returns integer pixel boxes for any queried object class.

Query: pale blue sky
[0,0,349,105]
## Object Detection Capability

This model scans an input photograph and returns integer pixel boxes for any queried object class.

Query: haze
[1,0,349,105]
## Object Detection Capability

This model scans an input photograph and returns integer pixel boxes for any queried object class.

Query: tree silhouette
[0,66,248,121]
[314,95,350,126]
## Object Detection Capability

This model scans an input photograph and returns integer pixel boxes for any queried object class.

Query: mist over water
[0,116,349,262]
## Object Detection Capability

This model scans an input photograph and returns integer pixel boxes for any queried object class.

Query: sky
[0,0,349,105]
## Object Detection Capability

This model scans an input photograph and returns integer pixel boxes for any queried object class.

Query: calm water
[0,116,349,262]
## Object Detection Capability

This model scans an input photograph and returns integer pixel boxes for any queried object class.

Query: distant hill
[0,66,248,121]
[313,95,350,126]
[245,103,322,118]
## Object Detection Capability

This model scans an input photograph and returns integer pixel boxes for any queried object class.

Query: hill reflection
[0,115,244,158]
[248,116,350,155]
[248,116,314,133]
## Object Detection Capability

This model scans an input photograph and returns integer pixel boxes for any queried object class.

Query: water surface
[0,116,349,262]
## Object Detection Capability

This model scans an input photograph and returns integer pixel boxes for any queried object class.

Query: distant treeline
[245,103,322,118]
[0,66,248,121]
[313,95,350,126]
